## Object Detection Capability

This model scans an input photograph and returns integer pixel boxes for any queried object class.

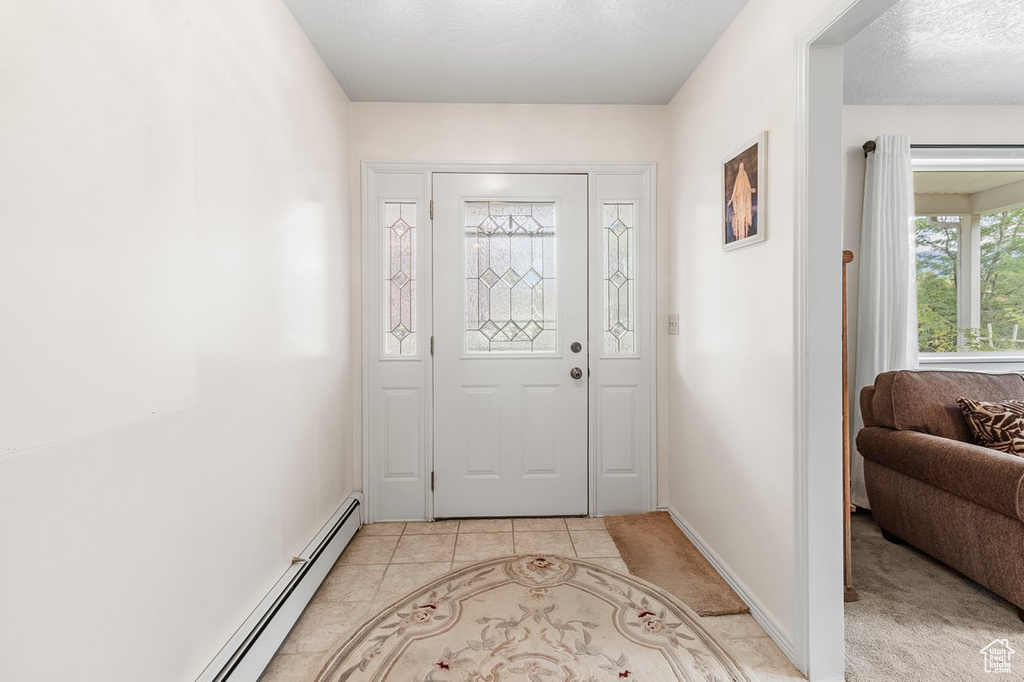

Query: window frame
[912,146,1024,364]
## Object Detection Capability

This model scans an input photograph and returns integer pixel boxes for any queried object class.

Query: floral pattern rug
[315,555,754,681]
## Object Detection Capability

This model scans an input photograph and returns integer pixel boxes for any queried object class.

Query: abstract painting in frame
[722,131,767,251]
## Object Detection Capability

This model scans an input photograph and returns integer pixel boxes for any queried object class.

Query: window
[603,202,636,355]
[915,215,960,352]
[913,153,1024,354]
[464,200,557,354]
[384,201,417,356]
[979,209,1024,349]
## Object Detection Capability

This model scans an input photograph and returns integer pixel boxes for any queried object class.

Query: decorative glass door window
[603,202,636,354]
[464,201,557,353]
[384,201,416,356]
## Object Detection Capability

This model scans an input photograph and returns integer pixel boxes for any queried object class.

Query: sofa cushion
[957,397,1024,455]
[860,386,878,427]
[858,426,1024,521]
[871,370,1024,442]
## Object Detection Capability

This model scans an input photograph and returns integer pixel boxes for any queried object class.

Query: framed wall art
[723,131,767,251]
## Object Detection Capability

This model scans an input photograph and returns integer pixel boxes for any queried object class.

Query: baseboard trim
[659,505,797,663]
[197,493,363,682]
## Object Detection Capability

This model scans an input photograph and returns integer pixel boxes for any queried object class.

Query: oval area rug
[315,555,754,681]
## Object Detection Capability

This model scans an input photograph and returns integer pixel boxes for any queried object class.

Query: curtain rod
[863,142,1022,158]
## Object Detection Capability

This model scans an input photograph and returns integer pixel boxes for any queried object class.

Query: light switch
[668,314,680,335]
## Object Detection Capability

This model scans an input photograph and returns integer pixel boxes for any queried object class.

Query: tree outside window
[916,215,959,352]
[916,208,1024,352]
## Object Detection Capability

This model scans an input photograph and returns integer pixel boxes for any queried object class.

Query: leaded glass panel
[384,201,416,356]
[465,201,557,353]
[603,202,635,354]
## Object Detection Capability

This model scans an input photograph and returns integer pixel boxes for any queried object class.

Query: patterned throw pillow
[956,397,1024,455]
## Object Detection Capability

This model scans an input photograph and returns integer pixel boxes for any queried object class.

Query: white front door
[432,173,589,517]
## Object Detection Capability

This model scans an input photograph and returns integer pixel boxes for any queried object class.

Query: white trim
[196,494,363,682]
[362,161,658,521]
[660,505,796,661]
[794,35,842,681]
[911,146,1024,171]
[959,212,982,336]
[795,0,899,679]
[360,163,374,522]
[919,353,1024,365]
[366,161,656,175]
[644,164,658,512]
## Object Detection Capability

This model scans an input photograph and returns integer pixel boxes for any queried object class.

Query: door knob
[570,367,583,380]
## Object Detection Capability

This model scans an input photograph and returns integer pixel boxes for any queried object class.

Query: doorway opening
[361,162,657,523]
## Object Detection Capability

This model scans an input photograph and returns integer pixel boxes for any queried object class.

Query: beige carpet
[315,555,753,681]
[604,512,749,617]
[846,513,1024,681]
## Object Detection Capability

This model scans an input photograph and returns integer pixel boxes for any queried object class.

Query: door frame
[794,0,898,677]
[360,161,658,522]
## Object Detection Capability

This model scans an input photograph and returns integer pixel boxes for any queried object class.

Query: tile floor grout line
[566,527,580,558]
[366,563,388,605]
[362,531,400,606]
[384,534,400,564]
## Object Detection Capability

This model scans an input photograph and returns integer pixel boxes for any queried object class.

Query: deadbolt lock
[570,341,582,353]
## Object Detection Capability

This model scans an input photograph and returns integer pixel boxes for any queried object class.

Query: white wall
[0,1,353,680]
[665,0,838,652]
[843,106,1024,504]
[349,103,671,505]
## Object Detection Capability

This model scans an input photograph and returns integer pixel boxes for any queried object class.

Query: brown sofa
[857,369,1024,614]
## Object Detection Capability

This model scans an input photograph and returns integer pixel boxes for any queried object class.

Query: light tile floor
[259,518,804,681]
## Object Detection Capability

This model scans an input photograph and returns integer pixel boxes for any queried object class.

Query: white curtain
[851,134,918,509]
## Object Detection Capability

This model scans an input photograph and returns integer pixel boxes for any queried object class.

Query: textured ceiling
[915,171,1024,194]
[282,0,750,104]
[845,0,1024,104]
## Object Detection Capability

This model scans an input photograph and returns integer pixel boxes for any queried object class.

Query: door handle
[570,367,583,380]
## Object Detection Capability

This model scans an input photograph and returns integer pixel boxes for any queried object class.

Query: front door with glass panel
[432,173,588,517]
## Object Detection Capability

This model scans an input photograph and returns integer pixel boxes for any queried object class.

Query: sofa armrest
[857,427,1024,521]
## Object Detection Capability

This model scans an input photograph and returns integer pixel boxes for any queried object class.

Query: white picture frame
[722,131,768,251]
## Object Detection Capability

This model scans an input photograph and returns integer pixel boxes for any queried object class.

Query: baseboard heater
[196,493,363,682]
